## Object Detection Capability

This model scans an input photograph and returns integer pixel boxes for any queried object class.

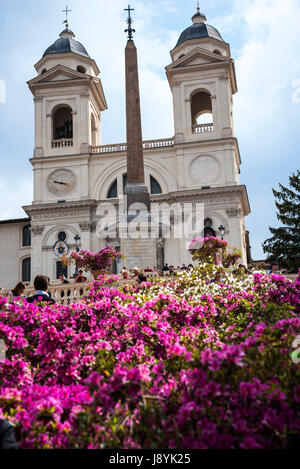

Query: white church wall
[0,222,29,290]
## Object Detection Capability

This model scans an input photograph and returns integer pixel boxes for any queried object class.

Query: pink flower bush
[0,256,299,448]
[189,236,241,267]
[62,246,123,272]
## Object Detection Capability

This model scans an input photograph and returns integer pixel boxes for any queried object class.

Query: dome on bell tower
[43,26,90,59]
[175,6,224,48]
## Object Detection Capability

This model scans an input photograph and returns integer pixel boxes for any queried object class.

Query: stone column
[30,225,45,282]
[124,39,150,211]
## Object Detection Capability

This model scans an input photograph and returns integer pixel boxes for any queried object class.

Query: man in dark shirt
[0,420,18,449]
[75,270,87,283]
[26,275,55,304]
[59,274,70,300]
[59,274,70,284]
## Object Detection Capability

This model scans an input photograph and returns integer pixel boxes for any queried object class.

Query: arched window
[150,176,162,195]
[107,179,118,199]
[213,49,222,55]
[52,105,73,140]
[191,91,213,132]
[91,114,97,146]
[41,68,47,74]
[22,225,31,247]
[77,65,86,74]
[58,232,67,242]
[22,258,31,282]
[107,174,163,198]
[204,218,216,238]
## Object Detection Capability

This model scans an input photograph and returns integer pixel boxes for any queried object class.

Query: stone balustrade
[0,272,172,305]
[192,123,214,134]
[90,137,175,154]
[0,282,91,305]
[51,138,73,148]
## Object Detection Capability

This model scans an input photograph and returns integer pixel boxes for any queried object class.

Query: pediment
[28,65,88,85]
[168,48,228,71]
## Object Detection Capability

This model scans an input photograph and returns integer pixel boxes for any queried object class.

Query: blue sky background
[0,0,299,259]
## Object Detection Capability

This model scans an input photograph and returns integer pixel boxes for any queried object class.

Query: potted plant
[188,236,241,268]
[62,246,123,279]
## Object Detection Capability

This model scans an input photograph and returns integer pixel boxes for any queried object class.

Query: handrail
[192,123,214,134]
[90,137,175,154]
[52,138,73,148]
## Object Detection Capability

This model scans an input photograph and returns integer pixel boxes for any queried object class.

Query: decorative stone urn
[92,270,109,280]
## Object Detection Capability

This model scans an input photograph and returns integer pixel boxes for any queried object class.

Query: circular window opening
[41,68,47,74]
[77,65,86,74]
[58,232,67,242]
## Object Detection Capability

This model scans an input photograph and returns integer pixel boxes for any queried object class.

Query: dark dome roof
[43,33,90,59]
[176,22,224,48]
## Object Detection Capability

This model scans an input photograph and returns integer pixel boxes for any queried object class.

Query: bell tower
[27,23,107,204]
[166,6,240,190]
[28,25,107,160]
[164,7,250,264]
[166,5,237,145]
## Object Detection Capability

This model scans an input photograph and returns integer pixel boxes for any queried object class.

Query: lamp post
[74,235,81,277]
[218,225,225,240]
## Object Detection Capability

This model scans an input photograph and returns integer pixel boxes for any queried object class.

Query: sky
[0,0,299,260]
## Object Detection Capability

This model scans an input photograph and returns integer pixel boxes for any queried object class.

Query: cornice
[150,185,250,216]
[174,136,241,167]
[97,186,250,217]
[166,60,237,95]
[34,53,100,76]
[23,199,97,215]
[30,153,90,165]
[170,37,231,58]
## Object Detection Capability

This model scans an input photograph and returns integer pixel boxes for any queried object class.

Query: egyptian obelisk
[124,5,150,213]
[121,6,157,269]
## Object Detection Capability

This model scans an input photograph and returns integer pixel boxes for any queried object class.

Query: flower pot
[92,269,109,280]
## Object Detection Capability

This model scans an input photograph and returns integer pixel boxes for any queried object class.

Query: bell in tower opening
[53,105,73,140]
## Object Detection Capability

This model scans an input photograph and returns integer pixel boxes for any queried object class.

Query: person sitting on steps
[26,275,55,304]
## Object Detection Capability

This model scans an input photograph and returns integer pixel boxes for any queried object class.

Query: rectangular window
[56,261,68,279]
[22,225,31,247]
[22,258,31,282]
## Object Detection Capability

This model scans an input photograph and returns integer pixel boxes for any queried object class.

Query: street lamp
[74,234,81,252]
[74,235,81,278]
[218,225,225,240]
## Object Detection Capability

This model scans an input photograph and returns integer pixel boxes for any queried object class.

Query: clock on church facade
[47,169,77,195]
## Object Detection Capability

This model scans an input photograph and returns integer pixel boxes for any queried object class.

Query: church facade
[0,8,251,289]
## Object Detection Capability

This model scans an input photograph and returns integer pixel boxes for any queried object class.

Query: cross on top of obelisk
[124,5,136,41]
[62,5,72,26]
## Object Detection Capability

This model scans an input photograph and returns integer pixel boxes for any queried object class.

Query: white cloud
[225,0,300,141]
[0,178,32,220]
[161,1,178,13]
[140,69,174,139]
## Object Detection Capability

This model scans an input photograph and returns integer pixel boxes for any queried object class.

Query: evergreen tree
[263,170,300,273]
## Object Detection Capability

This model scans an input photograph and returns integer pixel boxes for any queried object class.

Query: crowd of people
[6,269,89,303]
[5,262,284,304]
[120,263,195,282]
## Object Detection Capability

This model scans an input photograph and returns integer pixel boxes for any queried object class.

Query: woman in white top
[8,282,26,300]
